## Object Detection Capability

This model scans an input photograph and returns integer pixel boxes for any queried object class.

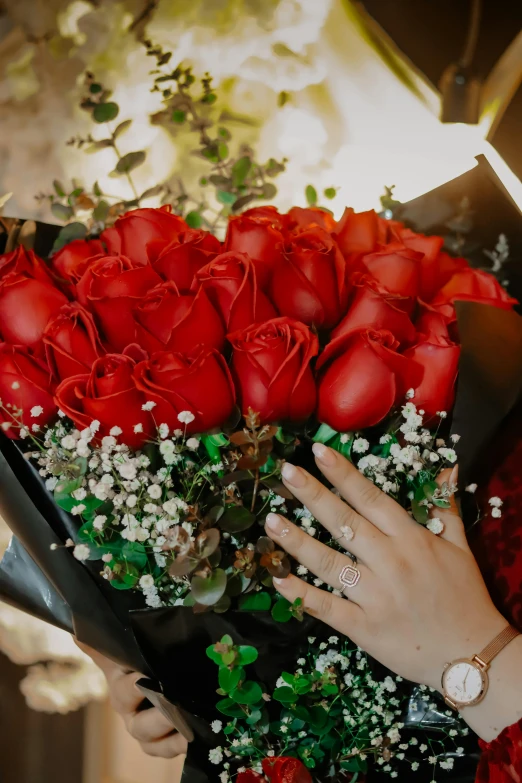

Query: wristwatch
[442,625,520,710]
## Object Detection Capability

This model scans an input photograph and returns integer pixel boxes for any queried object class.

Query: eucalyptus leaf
[93,102,120,123]
[220,506,255,533]
[231,156,252,187]
[113,119,132,138]
[53,180,66,197]
[51,222,88,253]
[305,184,318,206]
[271,597,292,623]
[115,150,146,175]
[51,203,73,222]
[238,592,271,612]
[230,680,262,705]
[93,200,110,222]
[216,190,236,206]
[191,568,227,606]
[185,211,202,229]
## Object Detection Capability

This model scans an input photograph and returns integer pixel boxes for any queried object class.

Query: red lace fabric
[470,402,522,782]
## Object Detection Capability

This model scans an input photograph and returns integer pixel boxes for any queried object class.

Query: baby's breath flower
[178,410,195,424]
[73,544,90,561]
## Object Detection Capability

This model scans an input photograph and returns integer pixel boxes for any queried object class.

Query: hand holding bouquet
[0,202,519,782]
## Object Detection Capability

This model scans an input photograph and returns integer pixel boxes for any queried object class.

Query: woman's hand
[265,444,522,741]
[79,644,188,759]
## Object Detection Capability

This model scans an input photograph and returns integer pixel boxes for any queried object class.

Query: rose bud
[269,227,348,330]
[55,354,155,449]
[76,255,162,352]
[404,333,460,421]
[317,328,423,432]
[195,251,276,332]
[225,213,284,289]
[360,243,423,304]
[133,347,235,434]
[329,275,416,350]
[101,206,188,262]
[149,229,221,290]
[429,267,517,318]
[285,206,336,232]
[0,344,56,435]
[51,238,105,288]
[334,208,383,256]
[228,317,318,423]
[0,271,68,348]
[0,245,58,287]
[43,303,105,382]
[132,281,225,355]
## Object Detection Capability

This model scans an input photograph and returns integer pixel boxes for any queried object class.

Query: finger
[273,573,364,640]
[140,732,188,759]
[277,461,388,563]
[108,670,144,715]
[266,513,373,605]
[430,466,468,550]
[309,444,412,535]
[128,708,177,744]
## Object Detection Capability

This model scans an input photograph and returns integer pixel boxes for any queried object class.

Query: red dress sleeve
[469,402,522,783]
[476,719,522,782]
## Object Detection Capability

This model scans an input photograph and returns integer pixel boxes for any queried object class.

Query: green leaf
[220,506,255,533]
[113,119,132,138]
[172,109,186,123]
[237,646,258,666]
[216,190,236,206]
[231,680,263,705]
[246,708,262,726]
[218,143,229,160]
[191,568,227,606]
[54,477,83,498]
[53,180,66,197]
[312,423,339,444]
[85,140,113,154]
[216,698,244,718]
[93,102,120,123]
[271,597,292,623]
[122,541,148,569]
[185,210,202,229]
[51,203,73,222]
[231,156,252,187]
[219,667,242,694]
[89,83,103,94]
[261,183,277,200]
[305,184,318,206]
[218,127,231,140]
[93,181,102,197]
[273,686,295,703]
[51,222,88,253]
[93,200,110,223]
[321,683,339,696]
[324,187,337,199]
[206,644,223,665]
[238,592,271,612]
[114,151,146,175]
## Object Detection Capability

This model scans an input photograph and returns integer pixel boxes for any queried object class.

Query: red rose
[359,243,423,304]
[133,347,235,434]
[55,354,155,449]
[76,255,162,352]
[101,206,188,262]
[0,245,57,287]
[0,344,56,435]
[285,206,336,232]
[0,272,68,348]
[416,303,458,342]
[269,227,348,329]
[149,229,221,290]
[225,213,284,288]
[51,238,105,286]
[229,317,318,423]
[329,275,416,351]
[262,756,313,783]
[242,206,287,230]
[132,281,225,355]
[334,208,383,256]
[236,771,265,783]
[317,329,423,432]
[429,267,517,318]
[196,251,276,332]
[43,303,105,382]
[404,333,460,420]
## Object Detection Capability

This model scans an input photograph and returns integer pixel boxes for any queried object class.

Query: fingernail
[273,577,287,585]
[449,465,459,486]
[312,442,336,466]
[266,512,284,533]
[281,462,306,487]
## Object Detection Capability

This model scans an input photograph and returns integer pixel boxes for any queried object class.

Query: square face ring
[339,564,361,589]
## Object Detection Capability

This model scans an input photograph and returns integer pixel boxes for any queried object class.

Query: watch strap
[475,625,519,667]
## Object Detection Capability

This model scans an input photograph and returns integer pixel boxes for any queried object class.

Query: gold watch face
[443,659,487,706]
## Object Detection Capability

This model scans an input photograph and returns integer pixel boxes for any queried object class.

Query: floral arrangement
[0,197,516,782]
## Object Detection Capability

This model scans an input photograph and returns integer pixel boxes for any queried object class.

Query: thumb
[431,465,468,549]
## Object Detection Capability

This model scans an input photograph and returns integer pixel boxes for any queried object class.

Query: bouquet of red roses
[0,203,519,782]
